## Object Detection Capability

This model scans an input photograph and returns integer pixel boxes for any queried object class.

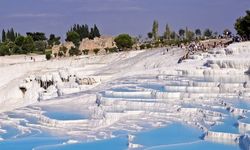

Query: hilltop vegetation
[0,9,249,57]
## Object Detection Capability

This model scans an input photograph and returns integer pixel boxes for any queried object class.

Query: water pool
[43,110,87,120]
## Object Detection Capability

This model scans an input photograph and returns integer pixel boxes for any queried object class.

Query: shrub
[58,51,64,57]
[46,53,52,60]
[69,47,80,56]
[146,43,152,49]
[93,48,100,55]
[140,44,145,50]
[114,34,133,51]
[0,44,10,56]
[60,46,67,54]
[82,49,89,55]
[109,47,118,53]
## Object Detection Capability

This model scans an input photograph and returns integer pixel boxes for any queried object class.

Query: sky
[0,0,250,39]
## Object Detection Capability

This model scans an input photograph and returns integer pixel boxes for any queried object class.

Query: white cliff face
[0,42,250,149]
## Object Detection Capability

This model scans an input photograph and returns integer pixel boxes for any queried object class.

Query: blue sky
[0,0,249,38]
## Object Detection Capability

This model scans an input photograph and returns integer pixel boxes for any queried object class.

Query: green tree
[203,28,213,38]
[0,44,10,56]
[9,28,15,42]
[114,34,133,50]
[179,29,185,39]
[2,29,6,42]
[223,29,232,37]
[26,32,47,41]
[170,31,177,40]
[89,28,95,39]
[235,10,250,40]
[195,29,201,38]
[152,20,159,41]
[48,34,61,47]
[147,32,153,39]
[164,24,171,40]
[22,36,35,53]
[93,24,101,38]
[66,31,80,47]
[15,36,25,47]
[186,30,195,41]
[35,41,47,52]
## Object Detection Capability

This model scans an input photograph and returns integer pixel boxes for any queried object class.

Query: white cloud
[78,6,144,13]
[7,13,64,18]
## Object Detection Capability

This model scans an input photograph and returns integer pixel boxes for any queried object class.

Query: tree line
[0,23,101,56]
[0,10,249,57]
[146,20,234,47]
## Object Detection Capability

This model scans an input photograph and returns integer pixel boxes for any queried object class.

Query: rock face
[19,69,103,101]
[52,42,75,56]
[52,36,116,56]
[79,36,116,54]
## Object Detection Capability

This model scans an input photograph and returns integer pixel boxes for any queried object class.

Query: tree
[89,28,95,39]
[147,32,153,39]
[179,29,185,39]
[2,30,6,42]
[223,29,231,37]
[203,28,213,38]
[68,24,101,41]
[22,36,35,53]
[186,30,195,41]
[152,20,159,41]
[48,34,61,47]
[170,31,177,40]
[0,44,10,56]
[15,36,25,47]
[26,32,47,41]
[195,29,201,37]
[235,10,250,40]
[66,31,80,47]
[164,24,171,40]
[114,34,133,50]
[35,41,47,52]
[9,28,15,42]
[93,24,101,38]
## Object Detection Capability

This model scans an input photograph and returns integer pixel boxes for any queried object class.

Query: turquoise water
[133,123,202,148]
[43,109,87,120]
[149,141,241,150]
[139,83,165,92]
[228,99,250,110]
[211,116,239,134]
[38,136,128,150]
[0,123,243,150]
[0,134,67,150]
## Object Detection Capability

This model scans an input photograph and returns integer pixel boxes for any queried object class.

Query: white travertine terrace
[0,42,250,149]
